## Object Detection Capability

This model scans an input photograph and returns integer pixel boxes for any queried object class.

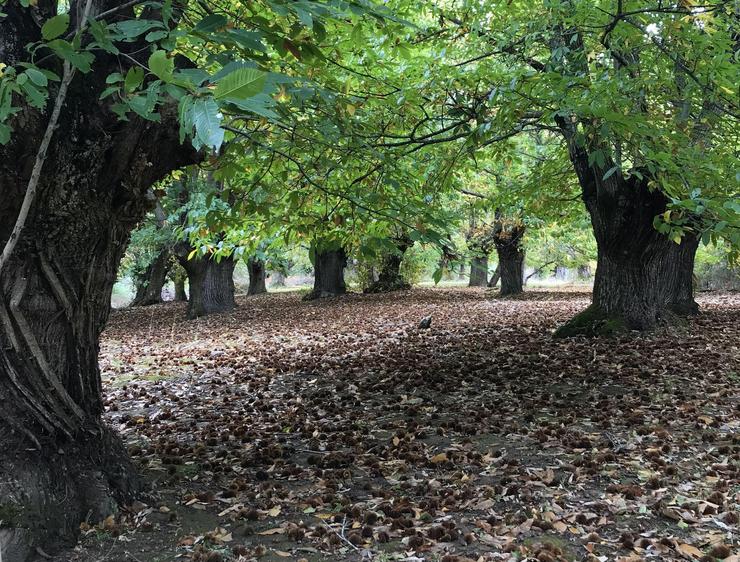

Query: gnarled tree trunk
[247,258,268,296]
[494,224,525,296]
[130,248,171,306]
[178,253,236,319]
[0,3,197,556]
[468,256,489,287]
[305,247,347,300]
[365,237,412,293]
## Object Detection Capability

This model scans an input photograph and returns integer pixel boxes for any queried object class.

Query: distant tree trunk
[305,248,347,300]
[271,271,287,287]
[174,276,187,301]
[458,263,466,280]
[488,264,501,287]
[554,265,568,281]
[468,256,489,287]
[494,224,525,296]
[247,258,267,295]
[365,237,412,293]
[179,254,236,319]
[0,3,197,554]
[577,264,592,279]
[131,249,171,306]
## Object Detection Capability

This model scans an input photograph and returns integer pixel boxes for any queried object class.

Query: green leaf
[190,98,224,151]
[214,68,266,100]
[193,14,227,33]
[111,19,165,40]
[25,68,47,87]
[20,81,47,108]
[145,30,169,42]
[602,165,619,181]
[0,123,11,145]
[223,94,280,120]
[148,50,174,82]
[42,14,69,41]
[88,20,119,54]
[124,66,145,93]
[432,267,443,284]
[45,39,94,73]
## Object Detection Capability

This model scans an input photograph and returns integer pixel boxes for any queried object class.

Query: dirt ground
[54,288,739,562]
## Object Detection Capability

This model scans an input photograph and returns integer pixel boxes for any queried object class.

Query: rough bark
[130,248,171,306]
[365,238,412,293]
[0,3,199,557]
[665,234,700,316]
[304,248,347,300]
[494,224,525,296]
[178,253,236,319]
[468,256,489,287]
[247,258,268,296]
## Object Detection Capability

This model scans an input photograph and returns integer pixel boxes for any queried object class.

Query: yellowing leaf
[430,453,448,463]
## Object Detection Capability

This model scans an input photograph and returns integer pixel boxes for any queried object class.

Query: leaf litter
[64,288,738,562]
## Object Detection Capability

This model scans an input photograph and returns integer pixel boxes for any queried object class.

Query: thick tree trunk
[554,168,699,336]
[494,225,525,296]
[170,262,188,302]
[179,254,236,319]
[665,234,700,316]
[247,258,268,295]
[0,3,199,556]
[130,248,171,306]
[365,241,412,293]
[0,33,196,562]
[487,264,501,287]
[468,256,489,287]
[305,248,347,300]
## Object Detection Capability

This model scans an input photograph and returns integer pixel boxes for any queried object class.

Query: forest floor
[60,288,738,562]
